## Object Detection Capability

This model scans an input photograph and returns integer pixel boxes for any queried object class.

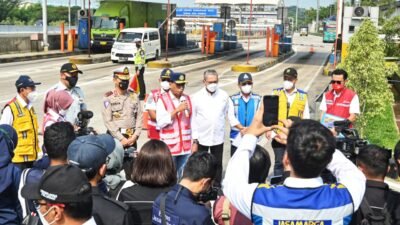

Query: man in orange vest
[156,72,192,178]
[320,68,360,124]
[0,75,41,169]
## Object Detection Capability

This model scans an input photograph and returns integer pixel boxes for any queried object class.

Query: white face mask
[283,80,294,90]
[241,84,252,94]
[206,83,218,93]
[37,206,56,225]
[27,91,39,103]
[160,81,170,91]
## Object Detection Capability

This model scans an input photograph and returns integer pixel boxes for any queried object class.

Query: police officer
[102,67,142,175]
[0,75,41,169]
[144,68,172,139]
[269,67,310,176]
[228,73,262,156]
[133,38,146,101]
[45,63,86,127]
[67,134,132,225]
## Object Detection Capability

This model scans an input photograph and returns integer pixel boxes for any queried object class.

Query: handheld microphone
[180,96,190,117]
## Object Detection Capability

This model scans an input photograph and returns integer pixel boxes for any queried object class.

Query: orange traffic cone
[309,45,315,53]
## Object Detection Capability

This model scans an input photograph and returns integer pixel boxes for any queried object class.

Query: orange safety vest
[159,93,192,156]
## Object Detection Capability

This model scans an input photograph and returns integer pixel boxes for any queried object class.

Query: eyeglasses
[241,82,253,86]
[330,80,343,84]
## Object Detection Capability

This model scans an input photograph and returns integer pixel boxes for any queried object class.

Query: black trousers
[230,144,237,157]
[14,161,34,170]
[198,143,223,187]
[136,67,146,100]
[272,140,286,177]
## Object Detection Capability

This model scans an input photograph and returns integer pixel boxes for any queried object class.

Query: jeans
[173,154,190,180]
[198,143,224,187]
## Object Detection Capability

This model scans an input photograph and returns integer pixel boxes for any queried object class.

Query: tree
[0,0,21,22]
[340,19,394,136]
[381,16,400,57]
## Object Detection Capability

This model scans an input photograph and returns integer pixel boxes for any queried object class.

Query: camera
[76,110,96,136]
[333,120,368,163]
[197,186,220,203]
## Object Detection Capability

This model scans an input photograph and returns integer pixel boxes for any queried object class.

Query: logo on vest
[274,220,331,225]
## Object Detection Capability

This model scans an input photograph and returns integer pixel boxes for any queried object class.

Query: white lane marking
[304,53,329,92]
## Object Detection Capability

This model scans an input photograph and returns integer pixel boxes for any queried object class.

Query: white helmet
[134,38,141,43]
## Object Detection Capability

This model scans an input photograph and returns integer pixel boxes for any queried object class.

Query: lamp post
[246,0,253,64]
[42,0,49,52]
[295,0,298,32]
[279,0,285,37]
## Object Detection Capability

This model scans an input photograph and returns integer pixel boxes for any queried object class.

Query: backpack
[359,197,392,225]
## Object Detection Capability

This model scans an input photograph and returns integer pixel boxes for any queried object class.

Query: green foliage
[340,19,395,136]
[381,16,400,57]
[0,0,21,22]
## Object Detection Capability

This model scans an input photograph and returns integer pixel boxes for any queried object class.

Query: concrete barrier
[0,34,67,53]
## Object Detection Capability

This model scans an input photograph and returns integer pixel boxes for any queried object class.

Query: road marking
[304,53,329,92]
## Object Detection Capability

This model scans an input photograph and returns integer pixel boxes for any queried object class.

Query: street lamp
[279,0,284,37]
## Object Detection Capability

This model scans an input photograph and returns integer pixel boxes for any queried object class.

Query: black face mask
[136,44,141,48]
[119,80,129,90]
[66,76,78,88]
[196,186,219,203]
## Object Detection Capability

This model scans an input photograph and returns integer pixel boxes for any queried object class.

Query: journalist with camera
[152,151,218,225]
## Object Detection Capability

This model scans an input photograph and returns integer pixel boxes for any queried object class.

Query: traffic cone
[309,45,315,53]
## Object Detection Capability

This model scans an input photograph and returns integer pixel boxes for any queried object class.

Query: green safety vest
[134,47,146,65]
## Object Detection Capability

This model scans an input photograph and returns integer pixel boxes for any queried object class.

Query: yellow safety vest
[134,47,146,65]
[7,99,40,163]
[272,88,307,126]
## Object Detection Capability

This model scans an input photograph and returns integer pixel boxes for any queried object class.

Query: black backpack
[359,197,392,225]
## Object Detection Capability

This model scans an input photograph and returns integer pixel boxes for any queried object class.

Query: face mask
[119,80,129,90]
[283,80,294,90]
[161,81,170,91]
[241,84,252,94]
[37,206,56,225]
[136,44,141,48]
[27,91,39,103]
[206,83,218,93]
[66,76,78,88]
[332,83,344,92]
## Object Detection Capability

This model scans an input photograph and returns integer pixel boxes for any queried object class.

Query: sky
[25,0,336,8]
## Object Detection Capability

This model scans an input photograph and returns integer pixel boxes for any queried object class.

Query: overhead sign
[176,8,219,17]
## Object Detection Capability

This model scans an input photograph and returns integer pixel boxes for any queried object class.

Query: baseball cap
[60,63,83,74]
[283,68,298,78]
[160,68,173,79]
[238,73,253,84]
[170,72,187,84]
[15,75,41,88]
[67,134,116,172]
[113,66,130,80]
[21,165,92,203]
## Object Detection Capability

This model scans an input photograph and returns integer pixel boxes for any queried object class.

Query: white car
[111,27,161,63]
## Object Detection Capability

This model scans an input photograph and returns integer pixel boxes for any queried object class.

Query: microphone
[180,96,190,117]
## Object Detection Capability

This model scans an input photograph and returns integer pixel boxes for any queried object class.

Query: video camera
[333,120,368,163]
[76,110,97,136]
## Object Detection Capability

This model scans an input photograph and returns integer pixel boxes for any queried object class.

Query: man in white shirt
[191,69,241,187]
[223,106,366,225]
[45,63,86,127]
[156,72,192,178]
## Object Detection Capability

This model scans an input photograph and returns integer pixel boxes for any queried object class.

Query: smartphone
[262,95,279,126]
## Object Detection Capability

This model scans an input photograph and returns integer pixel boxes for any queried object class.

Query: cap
[283,68,297,78]
[113,67,130,80]
[67,134,116,172]
[21,165,92,203]
[238,73,253,84]
[15,75,41,88]
[170,72,187,84]
[60,63,83,74]
[160,68,173,79]
[134,38,141,43]
[106,138,124,173]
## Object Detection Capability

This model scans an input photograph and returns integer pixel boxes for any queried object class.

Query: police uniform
[0,75,41,169]
[102,67,142,143]
[134,41,147,101]
[92,186,132,225]
[152,184,215,225]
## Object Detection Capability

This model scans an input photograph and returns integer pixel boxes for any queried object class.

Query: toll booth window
[117,32,143,42]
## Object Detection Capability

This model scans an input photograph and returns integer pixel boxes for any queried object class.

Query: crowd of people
[0,61,399,225]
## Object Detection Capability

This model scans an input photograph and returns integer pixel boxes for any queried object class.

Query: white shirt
[191,88,239,146]
[145,89,167,111]
[319,90,360,114]
[156,91,187,128]
[0,94,33,125]
[272,88,310,119]
[82,217,97,225]
[47,81,86,125]
[222,134,366,219]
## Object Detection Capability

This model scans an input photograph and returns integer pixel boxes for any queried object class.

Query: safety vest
[5,98,40,163]
[251,183,353,225]
[325,88,355,119]
[147,89,161,140]
[229,93,261,139]
[159,93,192,156]
[273,88,307,126]
[134,47,146,65]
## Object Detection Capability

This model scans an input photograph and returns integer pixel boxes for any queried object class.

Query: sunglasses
[241,82,253,86]
[330,80,343,84]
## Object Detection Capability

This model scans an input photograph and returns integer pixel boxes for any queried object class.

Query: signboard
[176,8,219,17]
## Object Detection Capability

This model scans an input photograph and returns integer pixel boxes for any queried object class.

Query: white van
[111,27,161,63]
